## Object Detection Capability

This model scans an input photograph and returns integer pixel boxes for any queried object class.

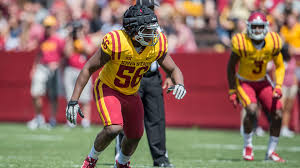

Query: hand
[66,100,84,125]
[162,77,173,90]
[273,86,282,99]
[229,89,238,108]
[168,84,186,100]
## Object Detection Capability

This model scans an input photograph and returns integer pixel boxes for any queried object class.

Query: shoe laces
[118,161,131,168]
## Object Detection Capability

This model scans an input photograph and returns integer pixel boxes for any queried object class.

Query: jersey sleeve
[101,32,114,56]
[273,52,285,87]
[156,33,168,60]
[270,32,283,56]
[231,34,242,57]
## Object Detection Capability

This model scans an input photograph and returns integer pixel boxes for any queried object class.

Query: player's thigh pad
[94,80,123,126]
[236,79,257,107]
[122,94,144,139]
[258,83,282,112]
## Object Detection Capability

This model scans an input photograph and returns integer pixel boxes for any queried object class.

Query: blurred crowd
[0,0,300,53]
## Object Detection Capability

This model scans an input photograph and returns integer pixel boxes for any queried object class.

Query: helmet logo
[253,16,263,23]
[140,9,143,13]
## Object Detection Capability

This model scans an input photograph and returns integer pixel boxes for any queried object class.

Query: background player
[27,16,65,129]
[227,11,285,162]
[65,5,186,168]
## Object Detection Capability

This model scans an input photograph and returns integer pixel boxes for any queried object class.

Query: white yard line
[192,143,300,152]
[16,134,64,141]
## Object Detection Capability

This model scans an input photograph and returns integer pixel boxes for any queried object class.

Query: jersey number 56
[114,65,149,88]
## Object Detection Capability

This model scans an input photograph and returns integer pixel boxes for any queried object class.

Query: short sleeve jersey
[231,32,283,81]
[99,30,168,95]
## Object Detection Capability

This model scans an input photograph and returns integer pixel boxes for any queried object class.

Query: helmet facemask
[246,21,269,41]
[135,22,160,46]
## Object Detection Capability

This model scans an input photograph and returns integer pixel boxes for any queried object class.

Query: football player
[227,11,285,162]
[65,5,187,168]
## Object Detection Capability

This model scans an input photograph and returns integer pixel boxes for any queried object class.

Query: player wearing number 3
[227,11,286,162]
[65,5,186,168]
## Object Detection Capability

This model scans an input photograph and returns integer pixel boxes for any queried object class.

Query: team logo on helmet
[246,11,269,41]
[123,5,160,46]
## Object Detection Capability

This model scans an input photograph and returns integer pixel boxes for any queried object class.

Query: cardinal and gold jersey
[99,30,168,95]
[231,32,284,85]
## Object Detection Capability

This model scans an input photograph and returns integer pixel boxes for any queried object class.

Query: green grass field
[0,123,299,168]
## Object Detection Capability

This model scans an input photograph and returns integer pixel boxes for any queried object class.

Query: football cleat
[81,156,98,168]
[281,127,295,138]
[243,146,254,161]
[154,162,174,167]
[265,151,285,163]
[114,160,131,168]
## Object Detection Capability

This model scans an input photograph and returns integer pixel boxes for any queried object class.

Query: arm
[70,48,110,101]
[158,53,186,99]
[227,52,240,90]
[273,52,285,88]
[64,36,74,58]
[227,52,240,107]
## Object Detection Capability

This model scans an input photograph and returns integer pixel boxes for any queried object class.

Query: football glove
[168,84,186,100]
[66,100,84,125]
[273,85,282,99]
[229,89,238,108]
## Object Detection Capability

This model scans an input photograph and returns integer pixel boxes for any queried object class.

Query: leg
[236,80,258,135]
[253,104,266,137]
[82,80,125,167]
[79,75,93,128]
[81,102,91,128]
[142,75,171,166]
[258,83,283,137]
[32,96,43,116]
[94,125,123,152]
[281,85,297,137]
[240,108,246,135]
[282,98,292,128]
[28,64,48,129]
[115,131,124,158]
[82,125,123,168]
[120,135,141,156]
[47,69,59,127]
[258,82,285,162]
[236,79,258,161]
[116,93,144,166]
[244,104,259,134]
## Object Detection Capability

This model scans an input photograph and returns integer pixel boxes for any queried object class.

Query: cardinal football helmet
[246,11,269,41]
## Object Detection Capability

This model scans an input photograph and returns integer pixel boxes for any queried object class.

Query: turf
[0,123,299,168]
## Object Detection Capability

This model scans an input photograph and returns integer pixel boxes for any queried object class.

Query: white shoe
[255,126,265,137]
[36,115,46,126]
[27,118,39,130]
[81,119,90,128]
[66,120,76,128]
[281,127,295,138]
[243,146,254,161]
[27,115,49,130]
